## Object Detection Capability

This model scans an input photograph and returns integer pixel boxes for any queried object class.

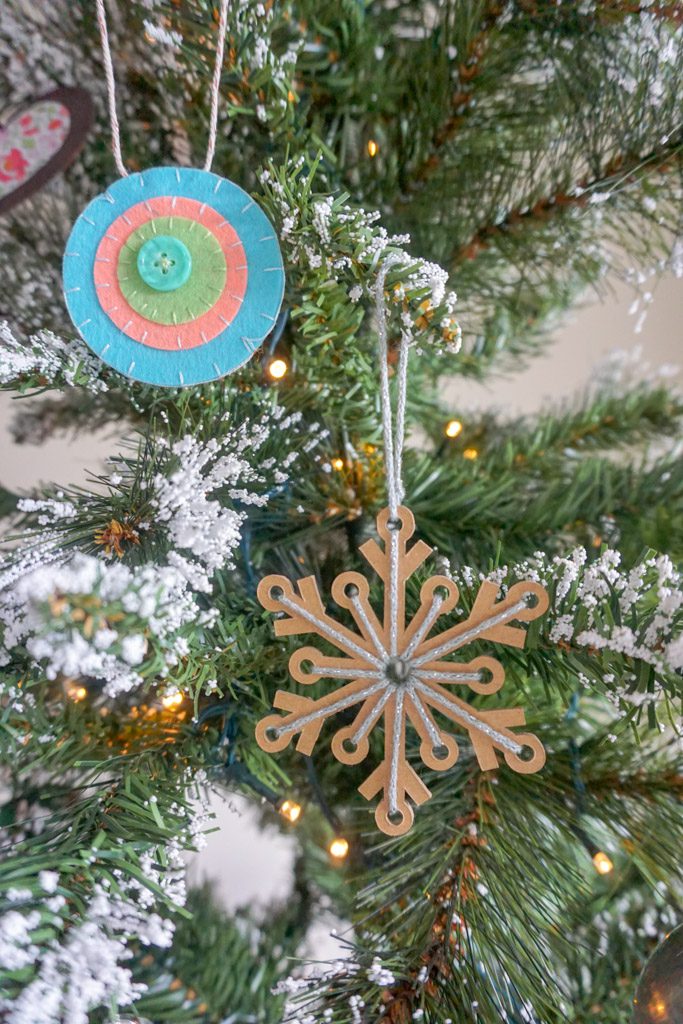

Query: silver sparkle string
[388,689,405,816]
[310,665,381,680]
[374,256,407,520]
[406,684,444,750]
[278,592,384,668]
[402,592,444,660]
[413,679,523,756]
[414,668,483,684]
[350,592,388,658]
[374,256,410,662]
[274,679,386,738]
[411,596,531,669]
[374,257,411,809]
[351,689,393,746]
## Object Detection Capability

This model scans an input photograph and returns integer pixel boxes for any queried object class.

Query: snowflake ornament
[256,506,549,836]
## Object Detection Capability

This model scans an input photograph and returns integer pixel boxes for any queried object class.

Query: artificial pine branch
[403,1,508,194]
[1,2,682,1022]
[569,2,683,25]
[455,139,683,264]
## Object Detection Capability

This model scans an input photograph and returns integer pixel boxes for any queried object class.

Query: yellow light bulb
[647,995,668,1021]
[445,419,463,439]
[268,357,288,380]
[463,447,479,460]
[329,837,349,860]
[592,850,614,875]
[162,690,184,709]
[67,684,87,702]
[367,139,379,158]
[279,799,302,824]
[331,457,345,471]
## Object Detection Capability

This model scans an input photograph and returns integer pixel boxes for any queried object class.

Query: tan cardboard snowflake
[256,506,549,836]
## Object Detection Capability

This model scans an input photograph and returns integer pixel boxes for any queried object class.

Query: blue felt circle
[136,235,192,292]
[62,167,285,388]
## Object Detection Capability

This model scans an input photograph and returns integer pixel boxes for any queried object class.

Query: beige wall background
[2,273,681,493]
[1,270,681,958]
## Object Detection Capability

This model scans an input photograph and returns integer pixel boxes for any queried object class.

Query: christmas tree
[1,2,682,1023]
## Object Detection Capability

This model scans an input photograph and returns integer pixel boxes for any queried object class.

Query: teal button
[136,235,192,292]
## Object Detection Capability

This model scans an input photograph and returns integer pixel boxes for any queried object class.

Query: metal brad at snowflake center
[256,505,549,836]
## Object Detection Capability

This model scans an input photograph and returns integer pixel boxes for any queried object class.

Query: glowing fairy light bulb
[268,357,288,380]
[592,850,614,875]
[329,837,349,860]
[367,139,379,158]
[463,447,479,460]
[331,457,345,471]
[67,684,87,702]
[162,690,184,710]
[647,995,668,1021]
[444,419,463,439]
[279,799,302,824]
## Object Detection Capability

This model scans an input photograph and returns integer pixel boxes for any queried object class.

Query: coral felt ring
[92,196,248,350]
[62,167,284,387]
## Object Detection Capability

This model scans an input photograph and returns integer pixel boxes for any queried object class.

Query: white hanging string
[375,257,410,820]
[263,266,533,825]
[203,0,230,171]
[94,0,230,177]
[374,255,410,521]
[374,256,410,694]
[95,0,128,179]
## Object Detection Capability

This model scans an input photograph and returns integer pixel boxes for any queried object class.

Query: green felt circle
[136,235,192,292]
[117,217,227,324]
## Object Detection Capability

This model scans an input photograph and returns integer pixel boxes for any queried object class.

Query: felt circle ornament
[62,167,284,387]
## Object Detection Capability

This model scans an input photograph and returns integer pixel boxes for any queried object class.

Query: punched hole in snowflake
[341,736,359,755]
[256,505,550,836]
[517,743,537,763]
